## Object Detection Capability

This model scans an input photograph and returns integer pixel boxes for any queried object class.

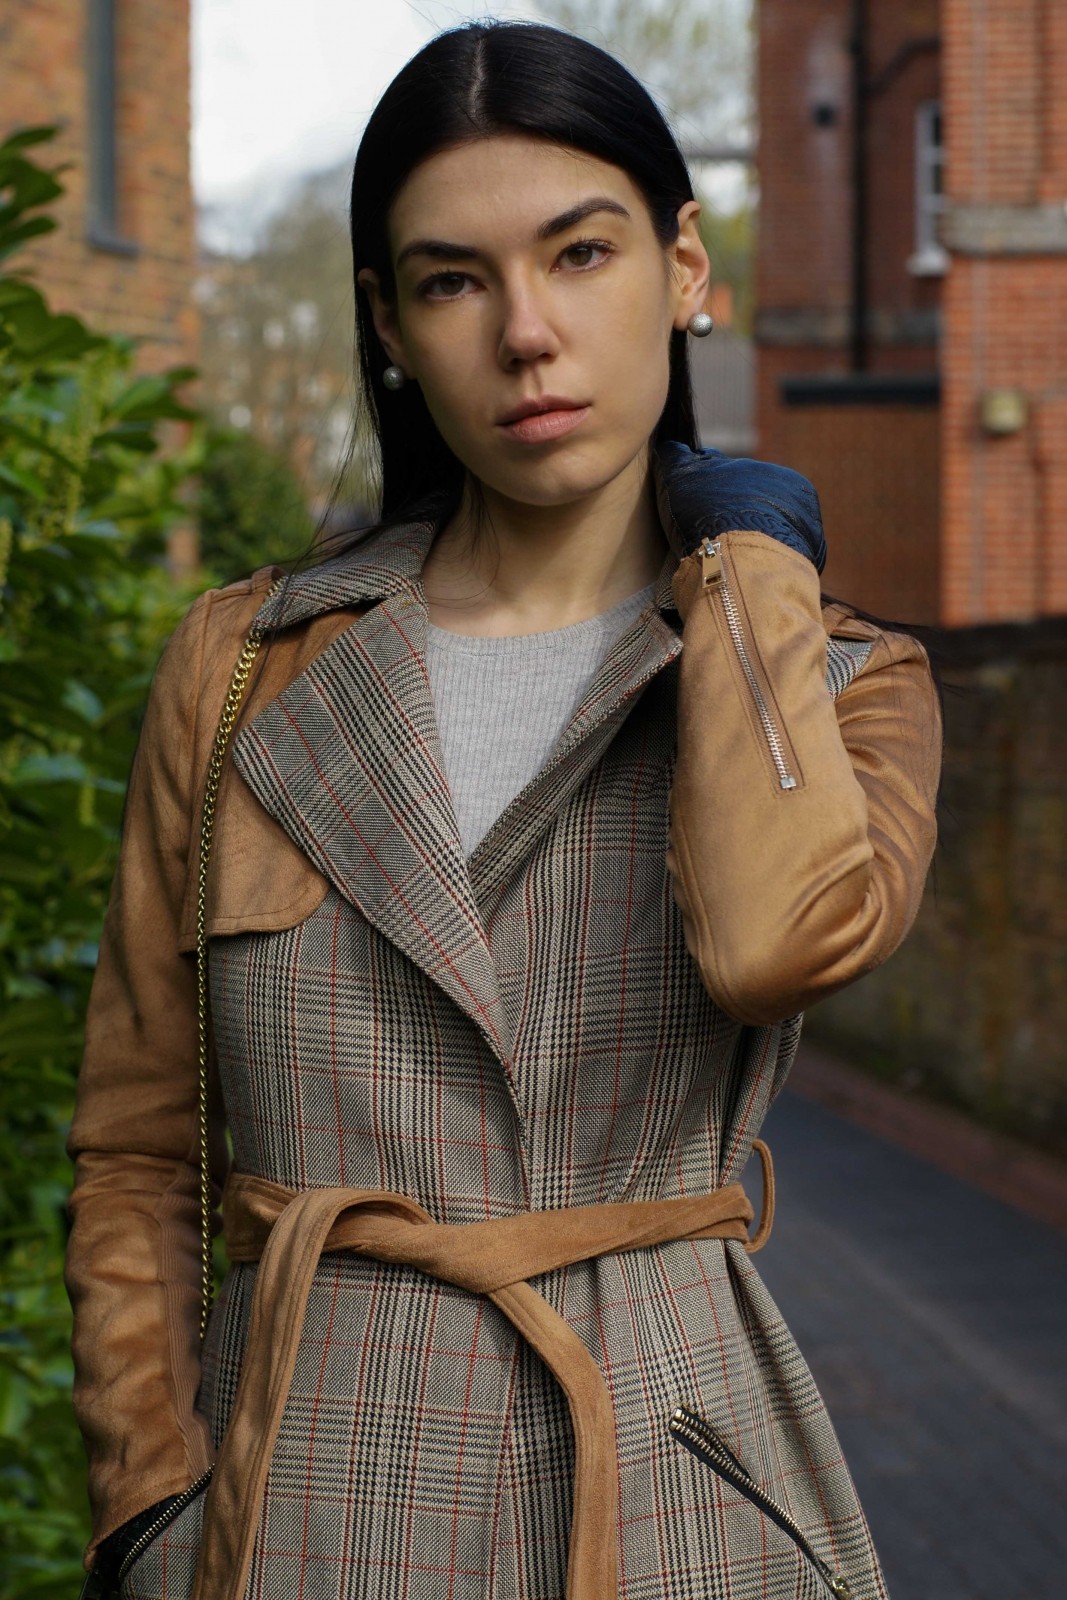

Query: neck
[421,450,667,637]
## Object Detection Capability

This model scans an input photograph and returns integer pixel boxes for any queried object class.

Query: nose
[496,280,561,369]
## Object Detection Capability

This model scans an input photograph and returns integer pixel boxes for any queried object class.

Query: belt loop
[744,1139,775,1253]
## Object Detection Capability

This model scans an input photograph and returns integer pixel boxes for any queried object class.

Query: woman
[67,21,941,1600]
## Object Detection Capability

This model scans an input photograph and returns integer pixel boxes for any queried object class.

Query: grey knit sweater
[425,582,657,858]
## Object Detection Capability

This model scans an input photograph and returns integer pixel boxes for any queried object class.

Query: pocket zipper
[115,1470,213,1584]
[698,537,799,793]
[669,1404,853,1599]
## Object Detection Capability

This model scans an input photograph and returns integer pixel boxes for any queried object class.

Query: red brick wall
[757,0,940,332]
[757,0,854,326]
[757,343,938,476]
[941,0,1067,623]
[756,0,942,622]
[864,2,941,319]
[0,0,197,376]
[755,0,940,348]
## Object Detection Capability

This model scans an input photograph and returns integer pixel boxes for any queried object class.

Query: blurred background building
[0,0,198,375]
[757,0,1067,630]
[0,0,201,568]
[11,0,1065,630]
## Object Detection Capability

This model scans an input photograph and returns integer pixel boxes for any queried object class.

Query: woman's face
[358,135,709,509]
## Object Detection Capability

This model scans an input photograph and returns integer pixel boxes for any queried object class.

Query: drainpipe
[848,0,869,372]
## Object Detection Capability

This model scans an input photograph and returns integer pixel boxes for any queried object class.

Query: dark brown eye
[423,272,469,299]
[559,239,613,271]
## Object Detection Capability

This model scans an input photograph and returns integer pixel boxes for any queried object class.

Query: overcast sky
[191,1,543,248]
[191,0,748,253]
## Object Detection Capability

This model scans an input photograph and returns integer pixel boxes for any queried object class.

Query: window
[87,0,137,253]
[909,100,947,276]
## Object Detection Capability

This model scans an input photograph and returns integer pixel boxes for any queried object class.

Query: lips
[497,395,587,426]
[496,396,591,445]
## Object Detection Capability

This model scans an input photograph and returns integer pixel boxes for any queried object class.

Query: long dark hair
[320,19,700,546]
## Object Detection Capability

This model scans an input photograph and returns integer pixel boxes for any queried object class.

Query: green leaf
[9,753,92,785]
[108,373,197,423]
[0,413,82,473]
[0,160,64,224]
[0,293,101,361]
[0,125,62,153]
[0,461,47,500]
[0,216,56,264]
[0,279,44,314]
[66,517,122,540]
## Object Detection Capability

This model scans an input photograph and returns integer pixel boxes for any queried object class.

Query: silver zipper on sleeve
[115,1470,213,1583]
[699,537,798,791]
[670,1405,853,1599]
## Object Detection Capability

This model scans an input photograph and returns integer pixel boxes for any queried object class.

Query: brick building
[940,0,1067,624]
[756,0,1067,626]
[0,0,197,376]
[757,2,1067,1143]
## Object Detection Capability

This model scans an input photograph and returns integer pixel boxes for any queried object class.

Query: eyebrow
[394,197,633,271]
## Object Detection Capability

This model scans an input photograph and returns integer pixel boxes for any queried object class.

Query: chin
[482,445,644,509]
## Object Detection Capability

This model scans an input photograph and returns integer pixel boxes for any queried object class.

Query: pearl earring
[382,365,406,390]
[687,311,714,337]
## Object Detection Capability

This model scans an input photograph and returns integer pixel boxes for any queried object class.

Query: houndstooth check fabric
[122,522,881,1600]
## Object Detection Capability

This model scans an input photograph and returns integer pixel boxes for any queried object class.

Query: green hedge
[0,128,210,1596]
[196,420,314,584]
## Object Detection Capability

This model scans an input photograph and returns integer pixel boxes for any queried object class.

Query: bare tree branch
[536,0,754,149]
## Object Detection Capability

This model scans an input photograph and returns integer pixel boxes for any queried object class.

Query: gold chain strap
[195,579,282,1341]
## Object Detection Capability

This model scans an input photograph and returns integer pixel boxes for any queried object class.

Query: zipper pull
[826,1577,853,1599]
[700,537,724,587]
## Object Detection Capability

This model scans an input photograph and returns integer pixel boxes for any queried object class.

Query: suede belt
[191,1141,775,1600]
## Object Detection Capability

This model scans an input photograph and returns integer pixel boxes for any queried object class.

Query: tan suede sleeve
[64,577,270,1561]
[667,529,942,1027]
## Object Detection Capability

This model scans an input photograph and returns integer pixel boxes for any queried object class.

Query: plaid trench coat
[67,515,941,1600]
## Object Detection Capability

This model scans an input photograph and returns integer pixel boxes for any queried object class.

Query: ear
[356,267,410,375]
[668,200,712,332]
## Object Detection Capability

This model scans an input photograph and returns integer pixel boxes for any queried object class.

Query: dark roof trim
[781,373,941,406]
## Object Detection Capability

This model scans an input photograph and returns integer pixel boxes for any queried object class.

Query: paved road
[755,1089,1067,1600]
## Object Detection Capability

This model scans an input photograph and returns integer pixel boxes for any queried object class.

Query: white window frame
[908,100,949,276]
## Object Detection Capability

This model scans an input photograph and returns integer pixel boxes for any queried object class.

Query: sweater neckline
[425,581,657,655]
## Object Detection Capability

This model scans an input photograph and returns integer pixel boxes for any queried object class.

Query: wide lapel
[232,523,512,1067]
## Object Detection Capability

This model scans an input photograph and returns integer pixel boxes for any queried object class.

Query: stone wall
[807,616,1067,1154]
